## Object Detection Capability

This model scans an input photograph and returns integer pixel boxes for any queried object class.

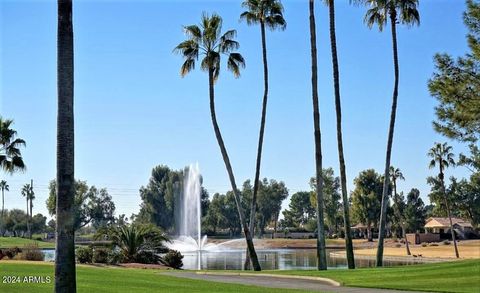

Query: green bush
[19,243,44,261]
[35,237,43,241]
[161,250,183,269]
[134,250,160,264]
[395,243,402,248]
[76,246,93,264]
[107,249,124,265]
[429,243,439,247]
[93,248,109,263]
[3,247,22,259]
[443,240,451,245]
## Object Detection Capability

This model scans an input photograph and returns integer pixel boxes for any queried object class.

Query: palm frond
[227,52,246,78]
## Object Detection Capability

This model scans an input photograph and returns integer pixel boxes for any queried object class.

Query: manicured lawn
[0,261,303,293]
[268,259,480,293]
[0,237,55,249]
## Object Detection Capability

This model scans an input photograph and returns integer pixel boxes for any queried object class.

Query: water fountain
[167,164,217,253]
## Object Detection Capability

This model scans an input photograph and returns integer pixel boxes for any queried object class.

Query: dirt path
[162,271,427,293]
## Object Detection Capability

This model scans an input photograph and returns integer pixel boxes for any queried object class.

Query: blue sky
[0,0,471,219]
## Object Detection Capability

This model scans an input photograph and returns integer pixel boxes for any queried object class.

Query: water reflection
[181,249,427,270]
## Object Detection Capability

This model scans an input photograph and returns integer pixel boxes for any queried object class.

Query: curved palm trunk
[310,0,327,270]
[439,170,459,258]
[1,189,4,220]
[244,20,269,270]
[55,0,77,292]
[377,11,399,267]
[208,69,261,271]
[328,0,355,269]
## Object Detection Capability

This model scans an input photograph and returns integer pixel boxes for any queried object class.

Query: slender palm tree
[324,0,355,269]
[428,142,459,258]
[355,0,420,267]
[240,0,286,269]
[0,180,8,221]
[21,184,31,237]
[0,117,26,173]
[309,0,327,270]
[174,13,261,271]
[389,166,410,255]
[56,0,76,291]
[28,180,35,239]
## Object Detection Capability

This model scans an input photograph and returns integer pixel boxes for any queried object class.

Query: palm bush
[95,223,169,263]
[161,250,184,269]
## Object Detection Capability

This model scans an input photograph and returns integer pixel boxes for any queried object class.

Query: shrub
[161,250,183,269]
[107,249,124,265]
[19,243,44,261]
[134,250,160,264]
[395,243,402,248]
[421,242,428,247]
[35,237,43,241]
[3,247,22,259]
[429,243,439,246]
[93,248,109,263]
[76,246,93,264]
[443,240,451,245]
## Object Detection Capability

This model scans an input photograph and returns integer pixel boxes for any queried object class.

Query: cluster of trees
[1,209,48,237]
[134,165,289,239]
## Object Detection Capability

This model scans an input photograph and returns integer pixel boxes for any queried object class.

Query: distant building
[424,217,476,239]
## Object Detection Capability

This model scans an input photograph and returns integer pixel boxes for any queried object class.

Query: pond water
[43,248,426,270]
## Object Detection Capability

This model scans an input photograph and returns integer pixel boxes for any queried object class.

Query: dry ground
[352,239,480,259]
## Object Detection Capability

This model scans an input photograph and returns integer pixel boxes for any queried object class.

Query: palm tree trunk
[208,68,261,271]
[310,0,327,271]
[26,198,30,238]
[376,11,399,267]
[55,0,77,292]
[328,0,355,269]
[245,20,269,270]
[402,225,411,256]
[1,189,4,222]
[440,172,459,258]
[29,197,33,239]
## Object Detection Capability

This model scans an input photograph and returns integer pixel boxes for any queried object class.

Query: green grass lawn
[0,261,303,293]
[267,259,480,293]
[0,237,55,249]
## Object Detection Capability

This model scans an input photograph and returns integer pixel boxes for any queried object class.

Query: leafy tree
[324,0,355,269]
[47,180,116,231]
[355,0,420,266]
[3,209,27,237]
[429,0,480,144]
[240,0,286,270]
[174,13,261,271]
[404,188,426,233]
[31,213,47,235]
[0,117,26,174]
[428,142,459,258]
[310,168,342,235]
[204,192,241,237]
[56,0,76,290]
[282,191,315,229]
[255,178,288,237]
[351,169,385,242]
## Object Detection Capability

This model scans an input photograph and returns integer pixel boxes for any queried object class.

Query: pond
[42,248,426,270]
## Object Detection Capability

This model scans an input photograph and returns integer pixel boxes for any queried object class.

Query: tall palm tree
[0,117,26,173]
[428,142,459,258]
[355,0,420,267]
[389,166,410,255]
[28,180,35,239]
[309,0,327,271]
[324,0,355,269]
[0,180,8,221]
[240,0,286,269]
[56,0,76,291]
[21,184,31,237]
[174,13,261,271]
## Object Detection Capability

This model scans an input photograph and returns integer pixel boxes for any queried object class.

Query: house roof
[424,217,473,228]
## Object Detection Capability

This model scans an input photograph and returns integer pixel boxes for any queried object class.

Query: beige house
[424,217,475,239]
